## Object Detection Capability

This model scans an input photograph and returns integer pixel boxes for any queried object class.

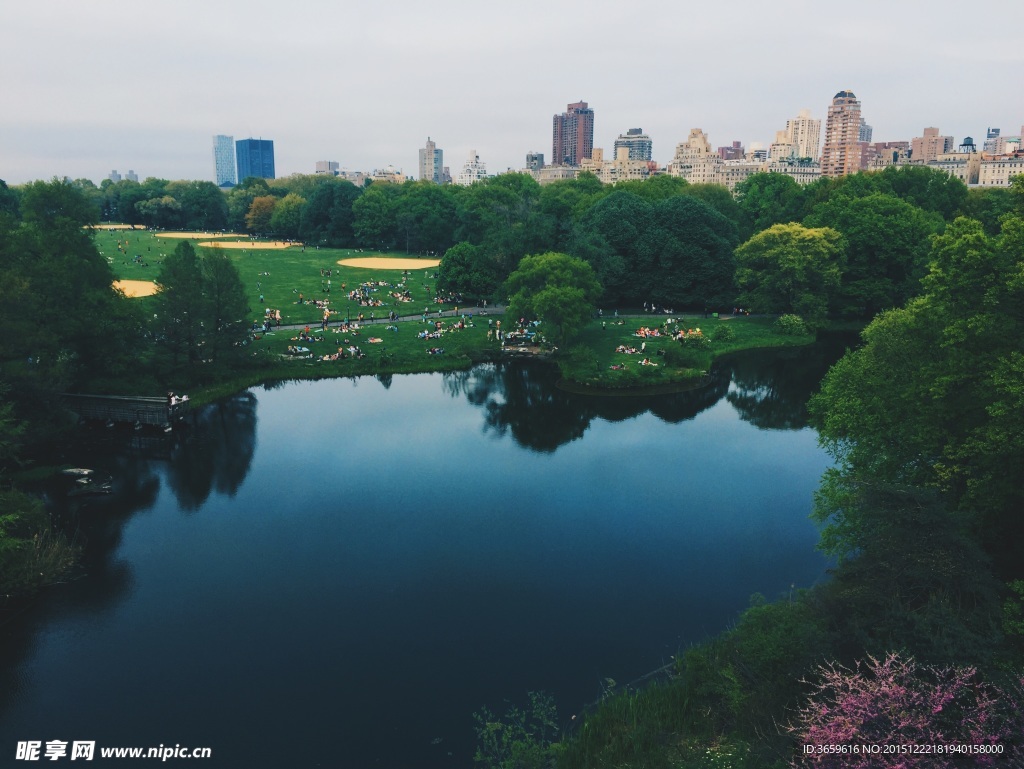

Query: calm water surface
[0,343,845,768]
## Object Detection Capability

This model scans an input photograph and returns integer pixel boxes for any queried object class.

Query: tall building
[786,108,821,161]
[821,90,863,177]
[418,137,444,183]
[125,170,138,183]
[455,150,487,186]
[613,128,653,161]
[236,138,275,180]
[525,152,545,172]
[108,170,121,183]
[212,135,236,186]
[552,101,594,166]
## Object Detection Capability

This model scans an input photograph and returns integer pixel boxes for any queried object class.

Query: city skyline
[1,0,1021,185]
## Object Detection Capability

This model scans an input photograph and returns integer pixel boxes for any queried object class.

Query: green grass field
[95,227,815,397]
[98,227,453,328]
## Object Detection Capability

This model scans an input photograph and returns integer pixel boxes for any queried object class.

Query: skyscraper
[213,135,236,186]
[552,101,594,166]
[821,90,862,177]
[785,108,821,161]
[418,137,444,183]
[613,128,653,161]
[236,138,275,180]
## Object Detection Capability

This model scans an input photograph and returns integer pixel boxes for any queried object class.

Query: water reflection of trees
[444,362,729,453]
[165,392,258,510]
[722,333,856,430]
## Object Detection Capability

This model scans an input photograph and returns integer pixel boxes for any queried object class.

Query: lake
[0,341,846,768]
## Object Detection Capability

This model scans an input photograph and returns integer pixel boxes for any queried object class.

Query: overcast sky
[2,0,1021,186]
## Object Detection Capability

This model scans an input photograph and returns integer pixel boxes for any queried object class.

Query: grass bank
[558,315,815,391]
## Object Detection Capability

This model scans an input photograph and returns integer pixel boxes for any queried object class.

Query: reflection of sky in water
[1,364,833,769]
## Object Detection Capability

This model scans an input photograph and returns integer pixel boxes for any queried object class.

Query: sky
[1,0,1022,186]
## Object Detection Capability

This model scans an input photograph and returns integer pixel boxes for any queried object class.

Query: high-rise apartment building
[213,135,236,186]
[821,90,862,177]
[236,138,275,180]
[108,170,121,183]
[525,152,545,172]
[613,128,653,162]
[125,170,138,183]
[785,109,821,161]
[418,137,444,183]
[552,101,594,166]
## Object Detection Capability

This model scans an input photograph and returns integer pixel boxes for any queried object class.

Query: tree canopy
[504,252,601,345]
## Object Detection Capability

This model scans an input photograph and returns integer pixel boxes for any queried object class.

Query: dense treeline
[48,164,1010,321]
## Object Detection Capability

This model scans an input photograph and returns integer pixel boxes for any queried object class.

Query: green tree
[352,183,400,249]
[809,216,1024,577]
[168,180,229,230]
[268,193,305,239]
[437,242,501,300]
[504,252,601,345]
[734,172,807,238]
[299,180,362,246]
[20,177,99,227]
[136,195,182,229]
[805,192,941,317]
[201,248,251,363]
[153,241,205,367]
[734,223,844,326]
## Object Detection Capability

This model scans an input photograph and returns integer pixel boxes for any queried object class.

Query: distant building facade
[911,127,954,164]
[418,137,444,183]
[858,118,873,143]
[525,152,545,172]
[613,128,653,161]
[786,108,821,161]
[718,141,745,160]
[125,170,138,183]
[821,90,863,177]
[455,150,488,186]
[108,170,121,183]
[579,147,654,184]
[236,138,275,180]
[213,135,236,186]
[315,161,340,175]
[552,101,594,166]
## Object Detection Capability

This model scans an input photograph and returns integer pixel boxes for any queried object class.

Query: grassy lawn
[98,227,453,328]
[95,228,815,398]
[560,315,815,390]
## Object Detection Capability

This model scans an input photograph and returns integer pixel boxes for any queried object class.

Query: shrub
[788,652,1024,768]
[774,314,807,336]
[711,324,735,343]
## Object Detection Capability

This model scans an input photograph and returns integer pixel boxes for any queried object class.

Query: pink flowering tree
[789,652,1023,768]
